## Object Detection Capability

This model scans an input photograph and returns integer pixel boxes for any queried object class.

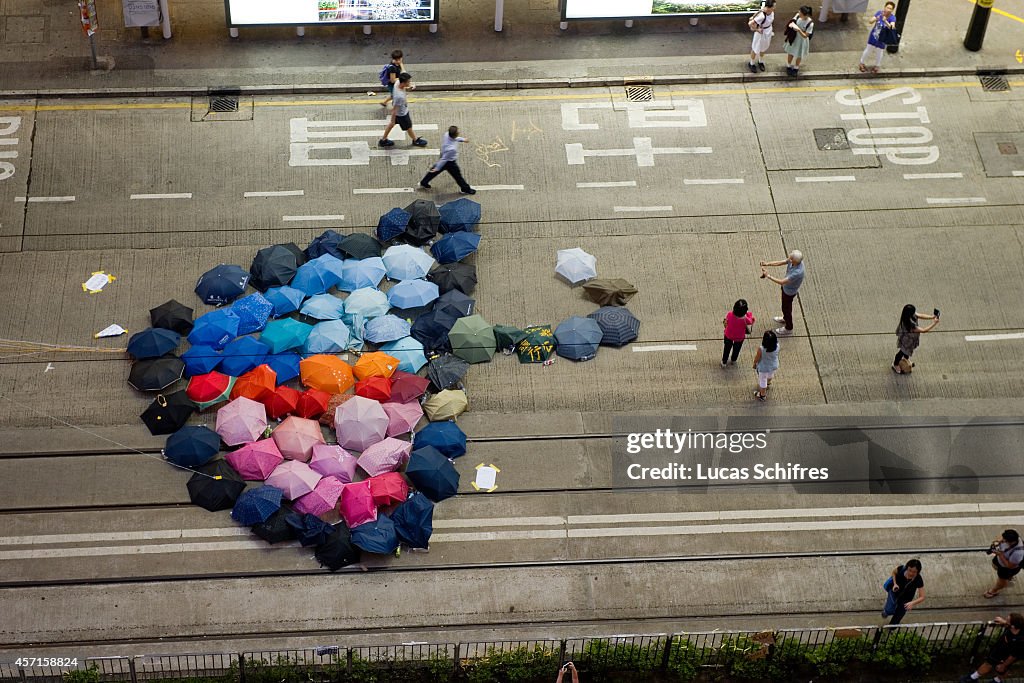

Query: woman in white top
[747,0,776,73]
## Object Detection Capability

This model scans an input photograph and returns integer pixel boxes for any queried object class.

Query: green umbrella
[515,325,556,364]
[448,314,496,364]
[493,325,527,352]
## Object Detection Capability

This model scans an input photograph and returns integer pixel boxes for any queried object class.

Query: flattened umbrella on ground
[186,371,236,410]
[187,459,246,512]
[339,257,386,291]
[411,308,459,352]
[386,278,439,310]
[182,345,221,376]
[188,309,241,350]
[435,290,475,317]
[383,244,436,281]
[251,505,297,543]
[363,314,411,345]
[344,288,391,321]
[260,318,313,355]
[265,352,301,383]
[309,443,358,483]
[427,263,477,295]
[230,292,274,335]
[312,253,346,285]
[128,355,185,392]
[340,233,383,260]
[357,437,412,477]
[355,376,392,402]
[493,325,527,353]
[140,391,196,435]
[406,446,460,502]
[391,492,434,548]
[402,200,441,246]
[334,396,390,451]
[449,314,496,364]
[150,299,194,335]
[413,421,467,459]
[377,207,411,243]
[555,248,598,286]
[128,328,181,360]
[515,325,556,364]
[231,485,284,526]
[294,476,345,517]
[164,425,220,469]
[430,232,481,264]
[225,439,284,480]
[382,400,423,437]
[305,229,346,260]
[272,415,326,462]
[389,370,430,403]
[588,306,640,346]
[216,396,269,446]
[303,320,351,355]
[195,264,250,305]
[351,514,400,554]
[300,354,355,394]
[426,354,469,390]
[438,197,481,233]
[264,285,306,318]
[582,277,638,306]
[423,389,469,422]
[232,364,278,403]
[315,524,361,571]
[368,472,409,506]
[285,511,334,546]
[267,460,322,500]
[339,480,377,528]
[554,316,603,361]
[263,385,300,420]
[353,351,399,380]
[294,389,332,419]
[300,293,346,321]
[380,337,428,374]
[250,244,300,291]
[291,258,340,297]
[219,336,271,377]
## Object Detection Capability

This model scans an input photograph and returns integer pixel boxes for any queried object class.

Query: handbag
[878,24,901,46]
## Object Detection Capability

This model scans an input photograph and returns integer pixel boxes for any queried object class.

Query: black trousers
[722,338,744,364]
[421,161,471,192]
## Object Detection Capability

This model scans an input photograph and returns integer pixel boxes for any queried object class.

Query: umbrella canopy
[265,352,301,383]
[555,248,598,285]
[423,389,469,422]
[216,396,269,446]
[426,354,470,390]
[303,320,351,355]
[402,200,441,246]
[272,415,326,462]
[516,325,556,364]
[250,244,300,291]
[357,437,413,477]
[293,476,345,517]
[165,425,220,469]
[353,351,399,381]
[339,257,386,291]
[387,279,439,311]
[291,256,341,296]
[430,232,481,264]
[305,229,346,260]
[377,207,411,242]
[449,314,496,364]
[300,354,355,394]
[382,401,423,437]
[319,393,355,427]
[351,514,400,554]
[251,506,297,543]
[390,371,430,403]
[219,336,271,377]
[225,439,284,480]
[411,308,459,352]
[406,446,460,502]
[380,337,428,374]
[554,316,603,361]
[266,460,322,500]
[231,364,277,403]
[294,388,332,419]
[300,293,346,321]
[427,263,477,295]
[140,391,196,435]
[230,293,274,335]
[231,485,284,525]
[334,396,389,451]
[582,277,638,306]
[187,459,246,512]
[315,525,361,570]
[339,480,378,528]
[128,356,185,392]
[265,285,307,318]
[363,315,411,344]
[340,233,383,260]
[344,288,390,320]
[392,492,434,548]
[127,327,181,360]
[263,384,301,420]
[493,325,528,352]
[182,345,222,376]
[355,376,392,402]
[188,309,240,350]
[368,472,410,507]
[588,306,641,346]
[195,264,250,305]
[150,299,194,335]
[438,197,481,233]
[382,244,436,281]
[286,512,334,546]
[413,421,467,459]
[186,371,236,409]
[435,290,475,318]
[309,443,358,483]
[260,318,313,355]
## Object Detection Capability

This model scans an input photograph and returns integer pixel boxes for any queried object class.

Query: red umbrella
[231,364,277,402]
[264,385,300,420]
[339,480,377,528]
[355,376,392,402]
[295,389,332,419]
[389,371,430,403]
[186,371,235,407]
[368,472,409,506]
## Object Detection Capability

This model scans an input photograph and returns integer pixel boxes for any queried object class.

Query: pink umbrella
[368,472,410,506]
[339,479,377,528]
[382,401,424,437]
[266,460,322,500]
[215,397,268,447]
[225,439,284,480]
[309,443,359,484]
[357,437,413,477]
[271,415,326,462]
[334,395,389,451]
[293,476,345,517]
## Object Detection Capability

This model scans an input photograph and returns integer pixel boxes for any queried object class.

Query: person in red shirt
[722,299,756,367]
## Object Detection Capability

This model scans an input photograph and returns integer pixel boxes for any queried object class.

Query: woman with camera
[986,529,1024,599]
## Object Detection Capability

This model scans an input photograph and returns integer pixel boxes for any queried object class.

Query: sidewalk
[0,0,1022,95]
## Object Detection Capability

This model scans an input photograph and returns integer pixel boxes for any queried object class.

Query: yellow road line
[968,0,1024,25]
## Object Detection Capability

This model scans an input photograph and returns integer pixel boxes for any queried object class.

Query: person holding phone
[893,304,939,374]
[556,662,579,683]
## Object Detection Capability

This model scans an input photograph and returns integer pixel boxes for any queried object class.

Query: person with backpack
[379,50,404,109]
[859,1,897,74]
[752,330,780,402]
[420,126,476,195]
[985,529,1024,599]
[379,73,428,148]
[721,299,755,368]
[892,304,939,374]
[747,0,776,73]
[783,5,814,78]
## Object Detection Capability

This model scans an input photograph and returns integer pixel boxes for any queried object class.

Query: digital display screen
[562,0,760,19]
[226,0,437,26]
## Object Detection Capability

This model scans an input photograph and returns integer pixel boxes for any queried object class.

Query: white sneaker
[774,327,793,335]
[773,316,785,323]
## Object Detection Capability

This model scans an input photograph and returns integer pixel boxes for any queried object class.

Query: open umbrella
[315,525,361,570]
[392,492,434,548]
[554,316,603,361]
[339,257,386,291]
[305,229,346,260]
[251,505,297,543]
[426,354,470,390]
[555,248,598,286]
[411,308,458,352]
[186,371,236,410]
[250,244,300,291]
[493,325,528,353]
[286,512,334,546]
[231,485,284,525]
[230,292,274,335]
[294,389,332,419]
[430,232,481,264]
[334,396,389,451]
[351,515,400,554]
[435,290,475,318]
[339,480,378,528]
[187,460,246,512]
[319,393,355,427]
[387,280,439,312]
[300,355,355,394]
[363,315,411,344]
[150,299,194,335]
[219,336,270,377]
[368,472,410,506]
[406,446,460,502]
[263,385,300,419]
[128,356,185,392]
[300,293,346,321]
[266,460,322,500]
[413,421,467,459]
[140,391,196,435]
[382,244,436,281]
[188,309,240,350]
[380,337,428,374]
[128,327,181,360]
[582,277,638,306]
[340,233,383,260]
[353,351,399,380]
[448,314,496,364]
[356,376,392,402]
[216,396,269,446]
[231,364,277,402]
[225,439,284,480]
[382,400,423,437]
[428,263,477,295]
[402,200,441,246]
[265,285,307,318]
[344,288,390,320]
[357,437,412,476]
[588,306,640,346]
[390,371,430,403]
[195,264,250,305]
[377,207,411,242]
[182,345,222,376]
[516,325,556,364]
[265,352,301,383]
[423,389,469,422]
[272,415,325,462]
[303,320,351,355]
[291,257,341,297]
[294,476,345,517]
[438,197,481,233]
[164,425,220,469]
[260,318,313,355]
[309,443,358,483]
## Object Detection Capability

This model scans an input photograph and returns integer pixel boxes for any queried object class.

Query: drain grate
[979,74,1010,92]
[813,127,850,151]
[625,85,653,102]
[209,95,239,113]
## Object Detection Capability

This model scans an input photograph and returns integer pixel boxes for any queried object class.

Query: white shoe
[774,327,792,335]
[773,316,785,323]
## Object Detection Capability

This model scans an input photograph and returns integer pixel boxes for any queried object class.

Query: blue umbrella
[381,336,428,374]
[291,257,339,296]
[377,208,411,242]
[588,306,640,346]
[350,514,400,554]
[182,344,222,376]
[231,486,284,525]
[435,290,475,317]
[265,352,301,383]
[285,512,335,547]
[383,245,436,281]
[406,446,460,502]
[300,294,346,321]
[387,279,439,310]
[430,232,481,264]
[260,318,313,354]
[164,425,220,469]
[195,264,250,306]
[127,327,181,360]
[344,314,366,353]
[339,257,386,292]
[230,292,274,335]
[363,315,411,344]
[264,286,306,318]
[344,288,390,320]
[554,316,603,362]
[410,308,459,352]
[188,309,241,350]
[439,197,482,233]
[219,336,271,376]
[305,229,346,260]
[391,492,434,549]
[304,320,352,355]
[413,421,467,459]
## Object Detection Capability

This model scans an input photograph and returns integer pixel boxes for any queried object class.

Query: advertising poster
[123,0,161,27]
[226,0,436,26]
[562,0,760,20]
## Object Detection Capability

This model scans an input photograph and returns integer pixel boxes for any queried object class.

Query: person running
[722,299,755,367]
[881,559,925,626]
[783,6,814,78]
[959,613,1024,683]
[379,73,427,148]
[859,1,896,74]
[420,126,476,195]
[379,49,404,109]
[747,0,776,73]
[752,330,779,402]
[893,304,939,374]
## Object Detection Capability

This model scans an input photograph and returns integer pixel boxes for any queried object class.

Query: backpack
[378,64,393,87]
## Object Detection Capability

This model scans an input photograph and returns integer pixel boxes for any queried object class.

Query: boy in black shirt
[960,613,1024,683]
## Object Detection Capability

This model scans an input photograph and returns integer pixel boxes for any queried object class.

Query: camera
[987,542,1000,555]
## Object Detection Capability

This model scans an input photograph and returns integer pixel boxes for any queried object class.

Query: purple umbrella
[225,439,284,480]
[293,476,345,517]
[382,401,424,437]
[215,397,269,447]
[271,416,326,462]
[333,396,389,451]
[357,437,413,477]
[309,443,359,484]
[266,460,322,500]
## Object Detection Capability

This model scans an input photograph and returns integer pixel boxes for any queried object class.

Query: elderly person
[759,250,805,335]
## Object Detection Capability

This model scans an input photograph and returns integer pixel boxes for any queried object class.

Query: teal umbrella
[260,318,313,354]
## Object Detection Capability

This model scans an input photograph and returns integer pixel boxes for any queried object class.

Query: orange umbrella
[295,389,332,419]
[355,376,392,402]
[353,352,399,381]
[264,385,300,420]
[232,364,278,402]
[300,354,355,394]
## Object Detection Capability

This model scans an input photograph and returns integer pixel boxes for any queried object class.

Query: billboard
[226,0,437,27]
[562,0,760,20]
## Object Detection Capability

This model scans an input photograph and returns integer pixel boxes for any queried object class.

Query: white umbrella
[555,248,597,285]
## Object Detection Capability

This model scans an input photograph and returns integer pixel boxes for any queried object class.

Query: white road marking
[474,185,525,191]
[683,178,745,185]
[1012,171,1024,177]
[290,119,438,140]
[282,214,345,222]
[15,196,75,202]
[432,529,567,543]
[0,540,300,560]
[926,197,986,205]
[903,172,963,180]
[244,190,305,198]
[130,193,192,200]
[432,516,566,529]
[576,181,637,188]
[0,527,250,546]
[794,176,856,183]
[613,206,672,212]
[631,344,696,352]
[965,332,1024,342]
[353,187,414,194]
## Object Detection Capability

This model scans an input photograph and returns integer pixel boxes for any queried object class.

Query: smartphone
[933,308,940,318]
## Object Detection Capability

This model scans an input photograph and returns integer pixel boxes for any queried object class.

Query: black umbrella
[588,306,641,346]
[278,242,307,266]
[427,263,477,295]
[140,391,196,435]
[250,245,300,291]
[435,290,475,317]
[128,355,185,392]
[286,512,335,547]
[305,229,346,259]
[426,354,470,390]
[315,524,362,571]
[251,506,297,544]
[187,460,246,512]
[195,264,250,306]
[402,200,441,246]
[410,308,459,352]
[339,233,382,260]
[150,300,194,335]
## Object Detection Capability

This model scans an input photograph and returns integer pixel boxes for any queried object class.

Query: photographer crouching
[986,529,1024,599]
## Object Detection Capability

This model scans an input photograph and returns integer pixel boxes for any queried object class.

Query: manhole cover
[997,142,1019,155]
[625,85,653,102]
[209,96,239,113]
[813,127,850,151]
[979,74,1010,92]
